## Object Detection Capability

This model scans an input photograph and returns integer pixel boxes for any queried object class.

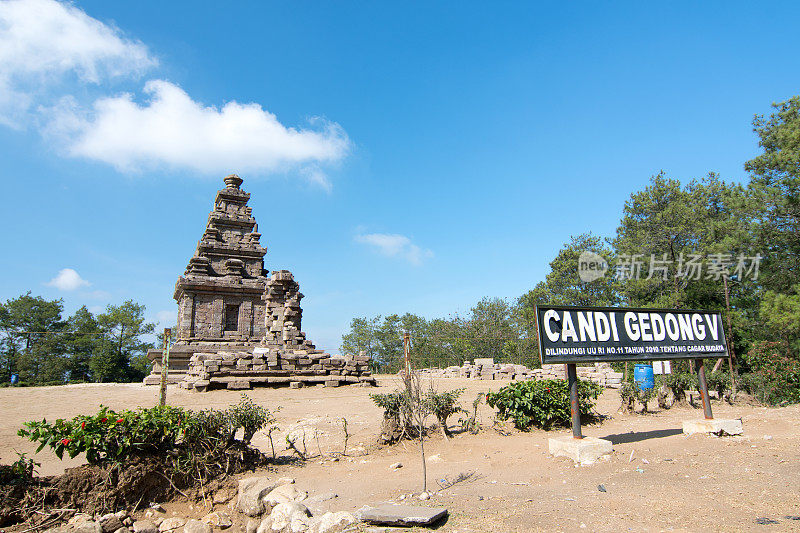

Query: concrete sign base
[682,418,743,436]
[548,436,613,465]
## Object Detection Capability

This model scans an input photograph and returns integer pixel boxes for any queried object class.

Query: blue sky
[1,0,799,351]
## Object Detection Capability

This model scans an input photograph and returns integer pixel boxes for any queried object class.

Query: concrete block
[682,418,743,436]
[548,436,612,465]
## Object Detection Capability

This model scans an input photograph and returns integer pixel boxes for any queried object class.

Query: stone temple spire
[144,174,270,384]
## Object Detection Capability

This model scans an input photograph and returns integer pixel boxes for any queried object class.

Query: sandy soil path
[1,377,798,532]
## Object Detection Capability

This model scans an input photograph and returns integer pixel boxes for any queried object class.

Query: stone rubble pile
[180,349,374,392]
[416,359,624,388]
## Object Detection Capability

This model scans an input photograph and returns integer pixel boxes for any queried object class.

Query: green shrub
[370,387,466,440]
[620,381,657,413]
[18,405,190,464]
[741,341,800,405]
[661,372,697,403]
[18,394,277,473]
[424,388,465,437]
[486,379,602,431]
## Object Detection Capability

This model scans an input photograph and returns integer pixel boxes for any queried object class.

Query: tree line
[0,293,155,385]
[341,96,800,403]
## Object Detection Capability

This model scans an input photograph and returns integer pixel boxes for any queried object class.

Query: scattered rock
[201,511,232,530]
[245,519,260,533]
[238,477,282,517]
[150,504,166,513]
[598,485,606,493]
[213,488,236,504]
[67,514,102,533]
[388,463,402,471]
[270,503,310,532]
[358,504,447,527]
[183,519,211,533]
[262,484,308,507]
[308,512,357,533]
[158,517,186,532]
[133,520,158,533]
[112,527,127,533]
[427,454,442,463]
[255,518,272,533]
[418,492,430,501]
[764,435,773,440]
[99,513,124,533]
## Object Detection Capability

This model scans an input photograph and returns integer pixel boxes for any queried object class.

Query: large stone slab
[548,436,612,465]
[359,504,447,526]
[683,418,743,436]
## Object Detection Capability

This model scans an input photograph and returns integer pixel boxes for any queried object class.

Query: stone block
[358,504,447,527]
[548,436,612,465]
[682,418,743,436]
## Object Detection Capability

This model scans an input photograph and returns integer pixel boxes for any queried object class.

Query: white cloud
[355,232,433,266]
[46,268,90,291]
[1,0,350,187]
[49,79,351,180]
[0,0,155,125]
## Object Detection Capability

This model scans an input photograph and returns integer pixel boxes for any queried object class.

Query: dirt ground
[1,376,799,532]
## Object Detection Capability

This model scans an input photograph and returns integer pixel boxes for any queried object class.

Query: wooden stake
[159,328,171,407]
[403,331,411,378]
[723,275,738,395]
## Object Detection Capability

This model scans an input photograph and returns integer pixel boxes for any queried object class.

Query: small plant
[486,379,602,431]
[227,394,276,444]
[0,452,40,484]
[424,387,465,439]
[620,382,657,413]
[662,372,698,404]
[458,392,483,434]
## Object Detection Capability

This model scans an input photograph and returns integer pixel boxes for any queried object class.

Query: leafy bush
[18,405,189,464]
[661,372,697,403]
[371,387,466,441]
[424,388,465,437]
[486,379,602,431]
[18,394,277,475]
[620,382,657,413]
[741,341,800,405]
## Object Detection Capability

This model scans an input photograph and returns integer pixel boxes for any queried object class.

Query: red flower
[81,421,86,429]
[61,438,71,446]
[101,418,108,423]
[116,418,124,424]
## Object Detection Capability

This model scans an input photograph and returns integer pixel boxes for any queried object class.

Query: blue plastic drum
[10,373,19,385]
[633,364,655,390]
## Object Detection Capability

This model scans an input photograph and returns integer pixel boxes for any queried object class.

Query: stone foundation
[180,348,375,391]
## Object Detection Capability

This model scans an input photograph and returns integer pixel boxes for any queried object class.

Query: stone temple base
[682,418,743,436]
[548,436,613,465]
[180,348,375,392]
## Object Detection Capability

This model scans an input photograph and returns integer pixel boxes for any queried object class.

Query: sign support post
[695,357,713,420]
[566,363,582,439]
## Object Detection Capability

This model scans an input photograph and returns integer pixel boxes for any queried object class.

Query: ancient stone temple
[146,174,374,390]
[144,174,269,384]
[179,267,374,391]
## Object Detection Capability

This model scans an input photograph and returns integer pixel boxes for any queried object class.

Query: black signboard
[535,305,728,364]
